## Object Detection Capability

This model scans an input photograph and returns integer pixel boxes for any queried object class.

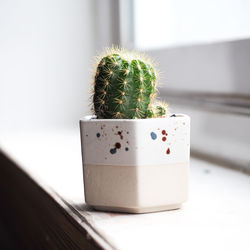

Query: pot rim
[80,114,189,122]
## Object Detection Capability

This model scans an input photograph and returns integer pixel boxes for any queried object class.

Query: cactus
[92,48,167,119]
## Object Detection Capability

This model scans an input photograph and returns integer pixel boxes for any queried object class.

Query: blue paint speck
[125,147,129,151]
[150,132,157,140]
[96,133,101,138]
[110,148,117,154]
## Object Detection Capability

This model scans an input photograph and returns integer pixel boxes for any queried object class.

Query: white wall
[0,0,97,131]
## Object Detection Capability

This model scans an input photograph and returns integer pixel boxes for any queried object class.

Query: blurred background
[1,0,250,171]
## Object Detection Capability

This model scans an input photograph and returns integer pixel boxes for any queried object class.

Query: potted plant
[80,48,190,213]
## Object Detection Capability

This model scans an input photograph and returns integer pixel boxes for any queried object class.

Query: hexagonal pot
[80,114,190,213]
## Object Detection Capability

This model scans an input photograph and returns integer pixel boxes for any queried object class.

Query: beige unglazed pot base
[84,163,188,213]
[91,204,182,214]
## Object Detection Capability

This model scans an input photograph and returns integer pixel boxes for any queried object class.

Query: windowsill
[1,130,250,249]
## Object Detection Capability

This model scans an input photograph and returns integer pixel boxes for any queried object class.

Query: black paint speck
[171,114,176,117]
[110,148,117,154]
[96,133,101,138]
[125,147,129,151]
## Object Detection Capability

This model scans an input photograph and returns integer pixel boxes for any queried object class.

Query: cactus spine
[93,49,167,119]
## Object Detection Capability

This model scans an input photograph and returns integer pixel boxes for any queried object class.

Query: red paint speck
[162,130,166,135]
[115,142,121,149]
[162,137,167,142]
[117,131,123,140]
[166,148,170,154]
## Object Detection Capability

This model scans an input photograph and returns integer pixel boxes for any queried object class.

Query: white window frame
[118,0,250,172]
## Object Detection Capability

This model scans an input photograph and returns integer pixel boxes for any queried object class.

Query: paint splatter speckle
[110,142,122,155]
[151,132,157,140]
[96,133,101,138]
[171,114,176,117]
[110,148,117,154]
[125,147,129,151]
[162,130,166,135]
[166,148,170,154]
[117,131,123,140]
[162,137,167,142]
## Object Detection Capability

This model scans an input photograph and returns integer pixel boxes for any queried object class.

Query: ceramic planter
[80,114,190,213]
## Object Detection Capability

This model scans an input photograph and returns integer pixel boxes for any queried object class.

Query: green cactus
[93,49,167,119]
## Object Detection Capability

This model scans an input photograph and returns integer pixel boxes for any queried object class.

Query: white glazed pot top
[80,114,190,166]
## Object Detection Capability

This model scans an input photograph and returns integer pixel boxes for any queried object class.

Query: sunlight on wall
[0,0,95,131]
